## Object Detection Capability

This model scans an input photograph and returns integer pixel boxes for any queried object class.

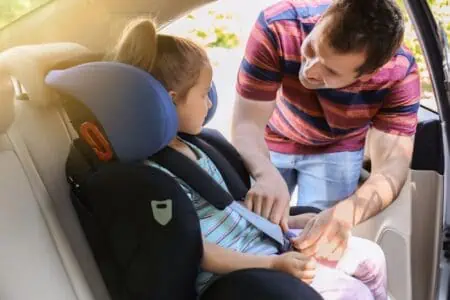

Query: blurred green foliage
[397,0,449,95]
[188,10,240,49]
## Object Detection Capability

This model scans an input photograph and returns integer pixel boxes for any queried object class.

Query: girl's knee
[315,274,374,300]
[337,237,387,281]
[357,238,386,271]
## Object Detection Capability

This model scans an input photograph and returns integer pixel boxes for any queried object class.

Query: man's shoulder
[367,46,418,88]
[261,0,331,25]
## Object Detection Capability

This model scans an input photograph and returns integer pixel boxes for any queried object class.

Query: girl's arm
[202,242,274,274]
[201,242,316,283]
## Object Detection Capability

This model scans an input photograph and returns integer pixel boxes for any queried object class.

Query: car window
[0,0,52,29]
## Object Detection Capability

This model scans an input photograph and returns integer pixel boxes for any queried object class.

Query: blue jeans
[270,150,364,209]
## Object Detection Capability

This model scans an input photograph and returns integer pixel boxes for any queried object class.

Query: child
[109,17,388,300]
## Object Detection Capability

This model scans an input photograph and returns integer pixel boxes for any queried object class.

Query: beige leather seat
[0,43,110,300]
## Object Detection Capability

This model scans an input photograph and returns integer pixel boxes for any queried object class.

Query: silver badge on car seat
[150,199,173,226]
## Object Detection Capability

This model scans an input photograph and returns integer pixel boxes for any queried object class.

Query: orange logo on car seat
[79,122,114,161]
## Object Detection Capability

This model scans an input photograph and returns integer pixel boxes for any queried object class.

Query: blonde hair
[109,17,209,98]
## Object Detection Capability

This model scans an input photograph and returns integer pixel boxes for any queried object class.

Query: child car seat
[45,61,322,300]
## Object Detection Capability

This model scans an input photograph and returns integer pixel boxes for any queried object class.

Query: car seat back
[0,43,110,300]
[46,61,207,300]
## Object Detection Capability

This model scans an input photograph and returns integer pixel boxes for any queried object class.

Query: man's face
[299,16,368,90]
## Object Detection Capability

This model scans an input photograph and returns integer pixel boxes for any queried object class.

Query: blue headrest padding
[205,81,218,125]
[45,62,178,162]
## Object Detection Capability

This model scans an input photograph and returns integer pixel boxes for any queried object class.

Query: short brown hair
[108,18,209,98]
[323,0,405,75]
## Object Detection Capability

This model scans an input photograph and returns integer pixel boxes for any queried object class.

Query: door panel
[411,171,442,300]
[352,174,413,300]
[353,106,444,300]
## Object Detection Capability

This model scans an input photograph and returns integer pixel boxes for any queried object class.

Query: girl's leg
[333,236,388,300]
[311,264,374,300]
[289,232,387,300]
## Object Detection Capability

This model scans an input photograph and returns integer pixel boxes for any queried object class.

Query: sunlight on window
[0,0,52,29]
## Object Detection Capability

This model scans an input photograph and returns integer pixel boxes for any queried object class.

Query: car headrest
[0,43,90,108]
[46,61,218,162]
[205,81,218,125]
[46,62,178,162]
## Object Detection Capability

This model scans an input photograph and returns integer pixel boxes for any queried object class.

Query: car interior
[0,0,448,299]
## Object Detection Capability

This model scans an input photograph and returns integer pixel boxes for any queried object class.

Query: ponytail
[110,17,209,99]
[111,18,158,73]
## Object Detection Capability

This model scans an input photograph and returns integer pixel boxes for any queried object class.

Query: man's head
[299,0,405,90]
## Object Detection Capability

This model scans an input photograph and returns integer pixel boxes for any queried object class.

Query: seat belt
[228,201,290,247]
[151,146,293,251]
[180,132,248,202]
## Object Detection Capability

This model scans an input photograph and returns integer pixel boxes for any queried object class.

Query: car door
[351,1,449,300]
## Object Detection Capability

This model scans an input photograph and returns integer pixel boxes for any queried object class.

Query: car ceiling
[0,0,215,52]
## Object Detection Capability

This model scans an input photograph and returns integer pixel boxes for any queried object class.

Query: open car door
[352,1,450,300]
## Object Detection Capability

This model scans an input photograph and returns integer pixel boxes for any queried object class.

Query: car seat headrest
[46,62,178,162]
[0,43,90,109]
[205,81,218,125]
[46,61,219,162]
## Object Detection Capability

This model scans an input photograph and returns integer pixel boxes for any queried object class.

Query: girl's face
[174,64,213,135]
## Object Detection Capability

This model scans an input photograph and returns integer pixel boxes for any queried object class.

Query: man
[232,0,420,259]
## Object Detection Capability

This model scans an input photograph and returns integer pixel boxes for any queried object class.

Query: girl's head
[109,18,213,135]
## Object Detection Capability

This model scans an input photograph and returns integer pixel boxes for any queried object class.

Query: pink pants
[308,236,388,300]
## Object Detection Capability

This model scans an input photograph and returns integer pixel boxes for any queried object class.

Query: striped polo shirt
[236,0,421,155]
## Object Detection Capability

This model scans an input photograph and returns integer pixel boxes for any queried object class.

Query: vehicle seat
[0,43,110,300]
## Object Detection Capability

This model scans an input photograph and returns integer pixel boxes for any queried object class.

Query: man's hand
[245,172,291,230]
[292,205,353,261]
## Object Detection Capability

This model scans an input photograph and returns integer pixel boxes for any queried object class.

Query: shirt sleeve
[236,12,282,101]
[372,61,421,136]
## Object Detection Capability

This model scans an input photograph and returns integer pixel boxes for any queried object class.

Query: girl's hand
[270,252,316,284]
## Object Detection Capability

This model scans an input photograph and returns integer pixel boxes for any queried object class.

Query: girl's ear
[168,91,177,105]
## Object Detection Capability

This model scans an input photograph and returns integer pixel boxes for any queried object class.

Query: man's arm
[231,95,278,180]
[294,56,420,259]
[231,11,291,225]
[231,95,291,225]
[339,58,420,224]
[295,128,415,259]
[334,128,414,226]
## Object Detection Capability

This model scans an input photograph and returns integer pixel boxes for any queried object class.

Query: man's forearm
[233,129,278,179]
[335,155,410,226]
[231,95,279,180]
[202,242,274,274]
